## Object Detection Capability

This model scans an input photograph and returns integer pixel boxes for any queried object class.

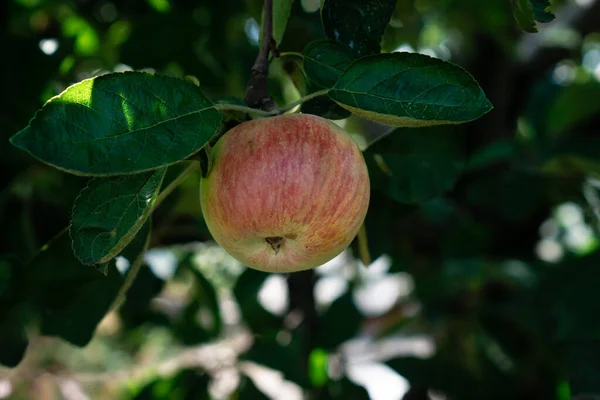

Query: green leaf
[317,292,361,350]
[33,222,151,346]
[128,369,210,399]
[0,305,30,367]
[329,53,493,127]
[261,0,294,46]
[535,252,600,341]
[365,126,465,204]
[10,71,222,176]
[301,94,352,120]
[303,39,354,88]
[0,256,30,367]
[70,168,166,266]
[323,378,370,399]
[511,0,537,33]
[547,81,600,135]
[29,230,122,346]
[511,0,555,32]
[233,269,283,335]
[321,0,397,57]
[531,0,555,23]
[185,256,223,339]
[237,376,266,398]
[244,332,310,387]
[118,264,165,328]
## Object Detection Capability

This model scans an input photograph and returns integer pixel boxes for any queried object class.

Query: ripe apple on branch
[200,114,370,273]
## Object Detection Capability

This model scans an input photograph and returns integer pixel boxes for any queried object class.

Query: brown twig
[244,0,278,112]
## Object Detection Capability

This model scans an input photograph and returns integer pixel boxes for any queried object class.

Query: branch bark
[244,0,277,112]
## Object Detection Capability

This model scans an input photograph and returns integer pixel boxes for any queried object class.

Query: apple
[200,114,370,273]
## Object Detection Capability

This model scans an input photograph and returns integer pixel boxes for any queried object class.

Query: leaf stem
[214,103,276,117]
[279,51,304,59]
[278,89,331,114]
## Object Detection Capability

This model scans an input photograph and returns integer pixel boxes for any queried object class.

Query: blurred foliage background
[2,0,600,399]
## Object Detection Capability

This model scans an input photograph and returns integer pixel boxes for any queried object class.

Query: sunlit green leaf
[321,0,397,57]
[10,72,222,176]
[303,39,354,88]
[70,168,165,266]
[329,53,493,127]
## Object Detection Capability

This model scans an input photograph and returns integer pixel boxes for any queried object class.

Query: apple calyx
[265,236,284,254]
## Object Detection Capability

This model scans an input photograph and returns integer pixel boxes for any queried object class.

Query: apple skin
[200,114,370,273]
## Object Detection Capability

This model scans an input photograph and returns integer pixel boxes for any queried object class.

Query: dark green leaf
[233,268,283,335]
[547,81,600,135]
[0,305,30,367]
[244,332,310,387]
[329,53,493,127]
[365,126,465,204]
[303,39,354,88]
[467,139,517,171]
[10,72,222,176]
[32,222,150,347]
[535,252,600,341]
[237,376,267,398]
[70,168,165,266]
[188,258,223,338]
[129,369,210,400]
[0,255,31,367]
[321,0,397,57]
[511,0,555,32]
[323,378,370,399]
[511,0,537,33]
[531,0,555,23]
[28,230,122,346]
[569,342,600,396]
[301,93,352,120]
[318,292,361,350]
[119,264,165,328]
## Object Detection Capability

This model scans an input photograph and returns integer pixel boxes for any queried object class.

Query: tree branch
[244,0,277,112]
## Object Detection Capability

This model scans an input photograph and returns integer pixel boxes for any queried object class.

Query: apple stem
[244,0,278,112]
